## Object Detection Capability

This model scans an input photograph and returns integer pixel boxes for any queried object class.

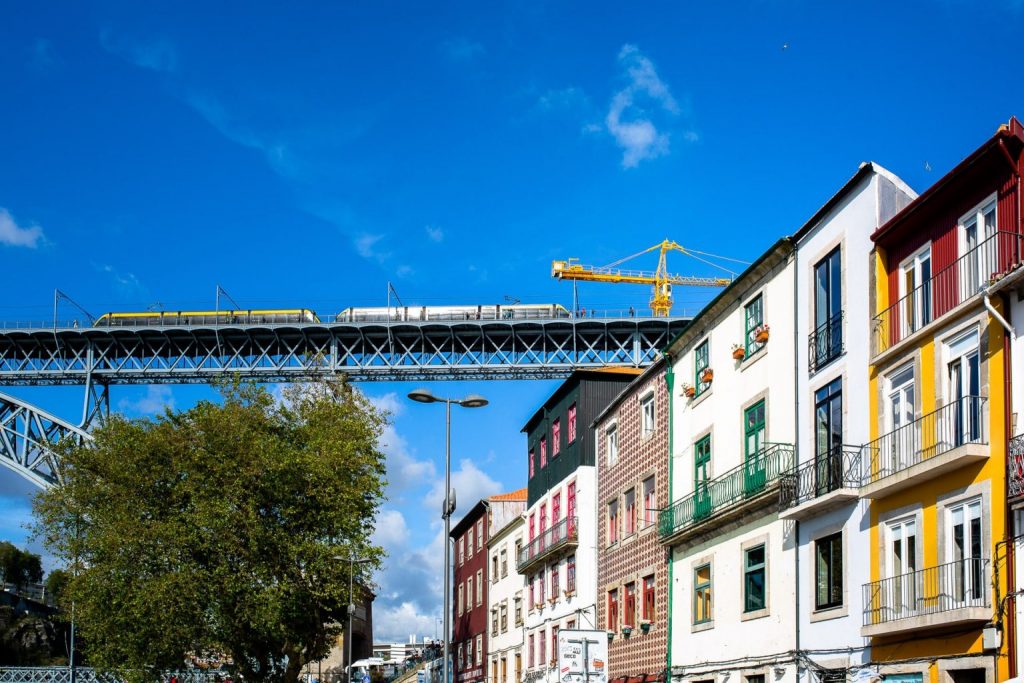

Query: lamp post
[407,389,488,683]
[334,554,371,683]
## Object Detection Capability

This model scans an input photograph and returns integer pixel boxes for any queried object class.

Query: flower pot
[684,386,696,398]
[700,368,714,384]
[606,631,615,642]
[732,347,745,360]
[640,621,652,634]
[755,329,770,343]
[621,626,633,638]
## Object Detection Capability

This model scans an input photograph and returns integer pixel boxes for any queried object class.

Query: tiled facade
[595,360,669,682]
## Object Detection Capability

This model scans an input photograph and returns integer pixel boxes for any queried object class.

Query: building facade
[520,369,641,683]
[660,238,798,683]
[864,119,1024,683]
[488,490,528,683]
[594,359,670,683]
[453,500,490,683]
[780,162,916,678]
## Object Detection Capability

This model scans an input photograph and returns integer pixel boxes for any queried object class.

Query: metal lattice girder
[0,391,91,488]
[0,318,688,385]
[0,668,239,683]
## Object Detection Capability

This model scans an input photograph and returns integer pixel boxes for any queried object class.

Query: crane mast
[551,239,735,317]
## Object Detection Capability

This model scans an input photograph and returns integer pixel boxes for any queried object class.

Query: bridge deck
[0,317,689,384]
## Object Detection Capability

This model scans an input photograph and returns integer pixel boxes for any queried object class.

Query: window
[537,567,545,603]
[529,448,535,479]
[467,639,473,667]
[607,500,619,545]
[549,563,559,600]
[467,576,473,610]
[624,582,636,627]
[468,528,474,558]
[551,490,561,524]
[641,393,655,437]
[552,419,561,456]
[948,497,984,601]
[477,520,484,549]
[900,247,933,335]
[606,425,618,465]
[607,589,619,629]
[743,544,767,613]
[514,540,522,568]
[568,481,576,522]
[744,294,765,356]
[642,574,655,621]
[550,626,558,665]
[527,634,533,668]
[540,436,547,467]
[459,644,464,670]
[500,548,508,577]
[642,476,656,527]
[528,573,534,608]
[624,488,637,536]
[515,594,523,625]
[475,635,482,665]
[492,555,499,583]
[459,537,465,565]
[960,196,998,292]
[695,339,710,395]
[458,583,464,615]
[515,654,521,683]
[566,618,576,630]
[568,403,577,442]
[814,377,844,494]
[815,532,843,610]
[812,247,843,370]
[744,400,767,493]
[947,330,982,445]
[539,503,547,542]
[746,675,765,683]
[694,435,712,519]
[501,601,508,631]
[492,609,499,635]
[567,554,576,593]
[694,563,712,624]
[476,568,483,605]
[538,628,546,666]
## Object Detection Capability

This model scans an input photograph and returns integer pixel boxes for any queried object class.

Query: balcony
[1010,434,1024,504]
[872,231,1023,358]
[659,442,794,546]
[808,311,844,373]
[861,397,988,499]
[778,447,861,521]
[862,558,990,637]
[517,516,577,575]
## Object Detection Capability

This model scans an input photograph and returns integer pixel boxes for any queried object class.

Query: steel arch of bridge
[0,317,688,385]
[0,391,91,488]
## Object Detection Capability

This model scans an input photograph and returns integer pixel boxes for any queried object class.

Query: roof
[520,367,644,433]
[591,356,667,428]
[872,117,1024,245]
[489,487,528,502]
[449,498,489,538]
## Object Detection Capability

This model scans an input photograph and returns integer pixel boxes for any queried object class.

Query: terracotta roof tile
[489,487,528,502]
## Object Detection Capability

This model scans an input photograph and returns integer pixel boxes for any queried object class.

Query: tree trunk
[283,645,305,683]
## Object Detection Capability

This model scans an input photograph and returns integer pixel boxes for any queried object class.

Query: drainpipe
[664,359,675,683]
[791,248,801,676]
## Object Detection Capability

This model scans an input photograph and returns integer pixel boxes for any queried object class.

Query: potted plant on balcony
[682,383,696,399]
[731,343,745,360]
[700,367,714,384]
[564,588,576,599]
[621,625,633,638]
[548,594,558,605]
[606,630,615,642]
[640,619,652,634]
[754,323,770,344]
[535,600,545,610]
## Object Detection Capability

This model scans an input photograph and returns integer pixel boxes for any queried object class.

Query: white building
[662,238,799,683]
[783,163,915,680]
[488,493,528,683]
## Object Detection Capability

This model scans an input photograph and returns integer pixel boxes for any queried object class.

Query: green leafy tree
[0,541,43,585]
[33,380,387,683]
[43,568,70,609]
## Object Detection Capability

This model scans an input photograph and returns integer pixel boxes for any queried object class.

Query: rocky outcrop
[0,605,68,665]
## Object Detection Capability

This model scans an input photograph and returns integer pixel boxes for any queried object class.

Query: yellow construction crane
[551,239,737,317]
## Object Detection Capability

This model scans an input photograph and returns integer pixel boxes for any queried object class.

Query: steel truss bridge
[0,316,687,487]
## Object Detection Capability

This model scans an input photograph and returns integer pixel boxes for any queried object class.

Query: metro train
[93,309,320,326]
[335,303,572,322]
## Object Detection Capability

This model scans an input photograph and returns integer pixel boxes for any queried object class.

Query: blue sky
[2,0,1024,644]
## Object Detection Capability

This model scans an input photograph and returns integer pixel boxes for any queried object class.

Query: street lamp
[406,389,488,683]
[334,554,372,683]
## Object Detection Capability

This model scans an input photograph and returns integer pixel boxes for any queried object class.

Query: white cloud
[373,508,411,551]
[380,423,437,495]
[427,459,503,524]
[353,233,390,263]
[373,600,442,644]
[184,93,296,177]
[0,208,44,248]
[602,44,687,168]
[425,225,444,243]
[93,262,144,294]
[369,392,405,419]
[99,29,177,73]
[118,385,175,416]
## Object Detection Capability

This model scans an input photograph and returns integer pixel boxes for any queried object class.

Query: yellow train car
[93,309,319,327]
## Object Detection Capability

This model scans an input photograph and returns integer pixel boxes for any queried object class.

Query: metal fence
[1010,434,1024,501]
[0,669,228,683]
[808,311,844,373]
[658,443,795,542]
[862,397,986,486]
[516,516,577,572]
[778,447,861,510]
[862,558,990,627]
[873,231,1023,355]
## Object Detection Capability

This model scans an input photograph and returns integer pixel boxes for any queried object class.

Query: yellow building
[864,120,1024,683]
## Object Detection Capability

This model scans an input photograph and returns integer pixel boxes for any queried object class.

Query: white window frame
[899,246,933,332]
[641,391,656,438]
[606,422,618,465]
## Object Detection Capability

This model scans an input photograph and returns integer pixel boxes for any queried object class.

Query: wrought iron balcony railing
[862,558,990,628]
[862,397,986,488]
[779,447,861,511]
[808,311,844,373]
[516,516,577,574]
[659,442,795,544]
[1011,434,1024,501]
[873,231,1023,356]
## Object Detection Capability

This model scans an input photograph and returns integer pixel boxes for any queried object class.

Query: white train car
[336,303,571,322]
